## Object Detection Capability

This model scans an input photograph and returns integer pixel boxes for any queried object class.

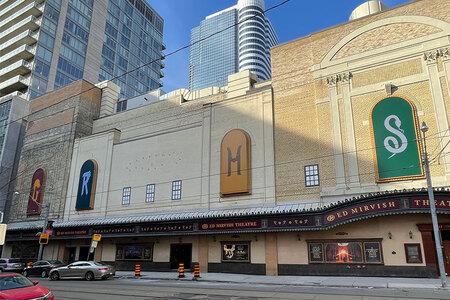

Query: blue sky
[149,0,411,92]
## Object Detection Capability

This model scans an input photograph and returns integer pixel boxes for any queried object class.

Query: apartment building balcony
[0,75,30,97]
[0,0,13,11]
[0,91,26,104]
[0,45,35,69]
[159,70,164,78]
[0,0,44,20]
[161,43,166,51]
[0,30,37,56]
[0,60,32,82]
[0,16,40,44]
[0,2,43,33]
[160,61,165,69]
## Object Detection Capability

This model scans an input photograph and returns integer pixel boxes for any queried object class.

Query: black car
[23,261,65,278]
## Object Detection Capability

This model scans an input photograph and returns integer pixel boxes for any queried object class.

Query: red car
[0,273,53,300]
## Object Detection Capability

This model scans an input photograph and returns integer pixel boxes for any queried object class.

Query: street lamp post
[421,121,447,287]
[37,203,50,261]
[14,191,50,261]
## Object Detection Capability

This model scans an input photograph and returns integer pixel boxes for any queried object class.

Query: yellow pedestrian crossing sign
[39,233,49,245]
[93,234,101,242]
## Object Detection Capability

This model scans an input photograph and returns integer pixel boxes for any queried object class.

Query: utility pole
[421,122,447,287]
[37,203,50,261]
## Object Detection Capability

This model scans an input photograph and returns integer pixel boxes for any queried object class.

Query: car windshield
[0,275,34,291]
[8,259,22,263]
[94,262,107,266]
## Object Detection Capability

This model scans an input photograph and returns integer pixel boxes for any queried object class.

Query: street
[31,276,450,300]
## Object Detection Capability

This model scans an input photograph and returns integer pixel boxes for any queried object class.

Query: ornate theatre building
[4,0,450,277]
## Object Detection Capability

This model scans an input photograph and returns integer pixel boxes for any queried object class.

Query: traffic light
[39,233,49,245]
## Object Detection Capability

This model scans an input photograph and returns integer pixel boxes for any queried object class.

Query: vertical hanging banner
[27,168,46,216]
[220,129,251,196]
[75,160,98,210]
[370,96,424,182]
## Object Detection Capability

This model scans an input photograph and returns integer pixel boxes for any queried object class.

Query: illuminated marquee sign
[199,220,260,231]
[410,198,450,209]
[27,168,46,216]
[269,217,315,228]
[141,224,193,232]
[323,199,400,225]
[220,129,251,196]
[75,160,98,210]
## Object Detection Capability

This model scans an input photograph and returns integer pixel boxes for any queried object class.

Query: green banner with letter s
[370,96,423,182]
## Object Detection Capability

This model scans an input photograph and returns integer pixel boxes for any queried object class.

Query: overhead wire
[0,0,293,131]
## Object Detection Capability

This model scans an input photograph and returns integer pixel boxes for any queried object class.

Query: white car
[49,261,115,281]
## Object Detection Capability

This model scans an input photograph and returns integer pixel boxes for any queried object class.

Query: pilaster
[340,73,360,185]
[424,49,450,176]
[326,75,345,186]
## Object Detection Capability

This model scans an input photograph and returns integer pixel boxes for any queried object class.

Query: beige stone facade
[5,0,450,278]
[272,0,450,203]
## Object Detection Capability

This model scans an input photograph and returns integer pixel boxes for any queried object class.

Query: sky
[150,0,411,93]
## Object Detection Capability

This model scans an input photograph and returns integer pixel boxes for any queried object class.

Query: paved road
[32,277,450,300]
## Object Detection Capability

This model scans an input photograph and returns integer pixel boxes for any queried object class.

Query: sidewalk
[115,271,450,290]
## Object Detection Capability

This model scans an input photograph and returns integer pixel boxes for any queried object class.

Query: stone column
[340,73,360,185]
[265,232,278,276]
[97,81,120,117]
[327,75,346,186]
[198,235,209,273]
[201,104,212,209]
[94,242,103,261]
[442,47,450,115]
[424,49,450,176]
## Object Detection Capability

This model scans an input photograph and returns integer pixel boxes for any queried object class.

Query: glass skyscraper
[189,0,277,91]
[0,0,165,101]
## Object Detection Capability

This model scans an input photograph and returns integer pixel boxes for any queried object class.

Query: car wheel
[50,271,60,281]
[85,271,94,281]
[41,270,48,278]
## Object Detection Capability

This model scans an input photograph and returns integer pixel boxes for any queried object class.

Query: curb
[113,275,450,290]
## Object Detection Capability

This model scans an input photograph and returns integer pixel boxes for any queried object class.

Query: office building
[0,0,164,101]
[0,96,27,223]
[189,0,277,91]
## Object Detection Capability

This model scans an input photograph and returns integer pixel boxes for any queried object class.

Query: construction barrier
[178,263,185,278]
[135,264,141,276]
[193,264,200,279]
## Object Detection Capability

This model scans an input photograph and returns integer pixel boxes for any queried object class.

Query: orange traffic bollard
[193,264,200,279]
[135,264,141,276]
[178,263,185,278]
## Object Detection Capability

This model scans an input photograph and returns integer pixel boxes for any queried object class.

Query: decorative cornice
[442,47,450,61]
[424,47,450,63]
[326,72,352,87]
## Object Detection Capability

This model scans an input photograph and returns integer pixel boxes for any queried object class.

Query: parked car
[0,259,25,273]
[49,261,115,281]
[23,260,65,278]
[0,273,53,299]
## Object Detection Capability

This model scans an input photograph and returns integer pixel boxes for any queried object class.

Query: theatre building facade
[4,0,450,277]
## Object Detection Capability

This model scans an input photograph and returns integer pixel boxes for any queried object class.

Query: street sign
[39,233,49,245]
[0,224,7,245]
[89,240,98,253]
[93,234,101,242]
